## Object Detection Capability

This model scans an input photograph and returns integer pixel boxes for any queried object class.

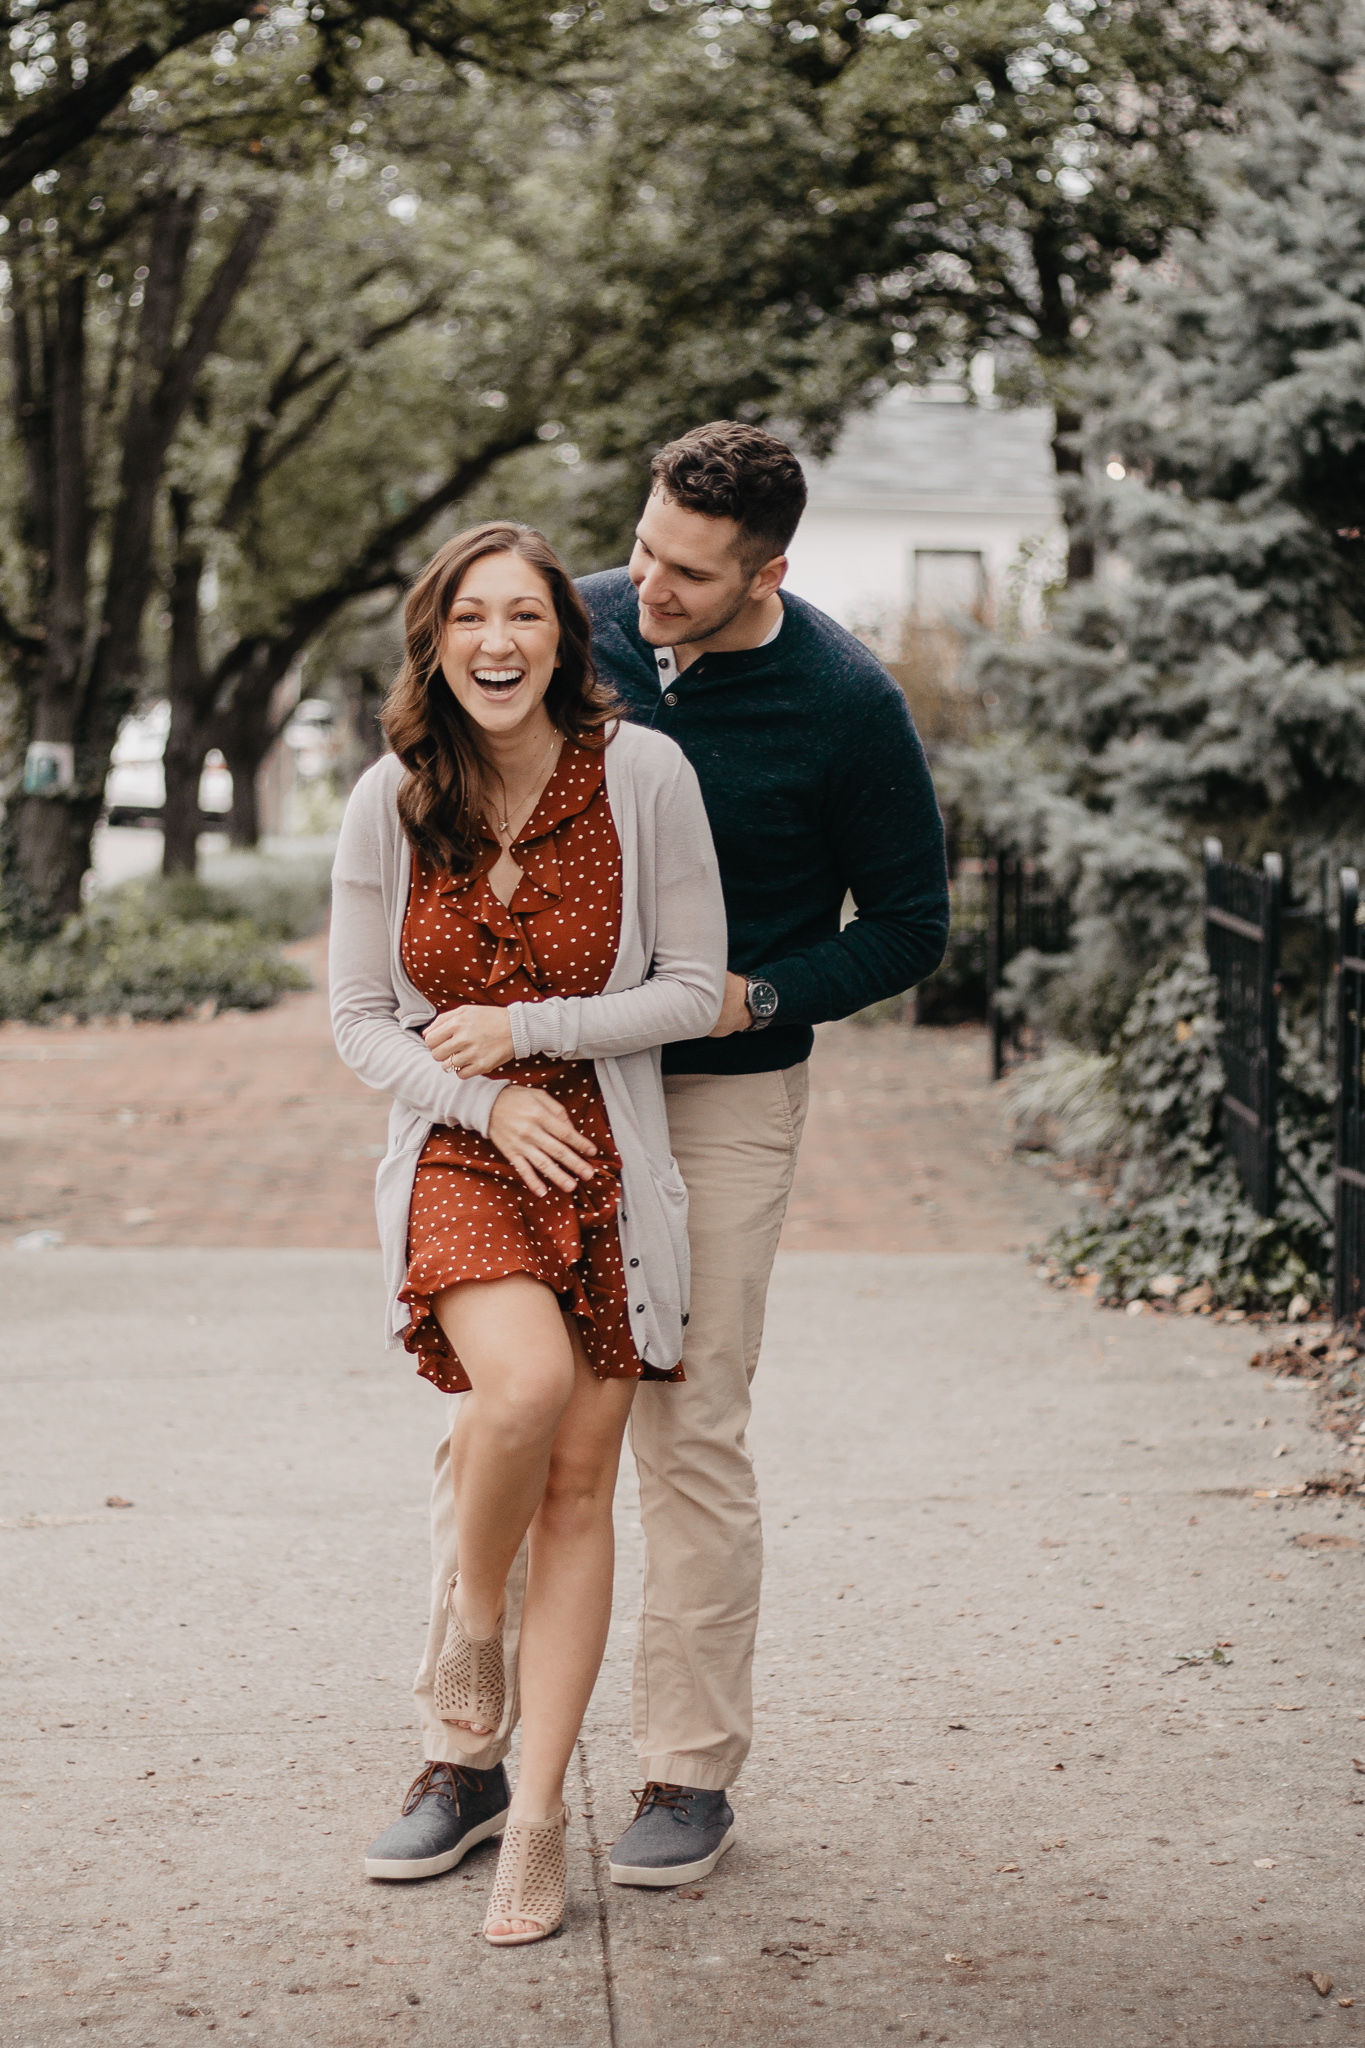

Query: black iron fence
[1334,868,1365,1327]
[986,848,1071,1081]
[1203,838,1282,1216]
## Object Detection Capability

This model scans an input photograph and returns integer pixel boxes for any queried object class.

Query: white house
[784,388,1062,635]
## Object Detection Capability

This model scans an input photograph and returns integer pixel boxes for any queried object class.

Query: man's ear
[748,554,787,602]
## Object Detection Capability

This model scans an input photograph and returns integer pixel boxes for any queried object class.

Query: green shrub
[0,880,310,1023]
[1028,951,1333,1311]
[140,848,333,941]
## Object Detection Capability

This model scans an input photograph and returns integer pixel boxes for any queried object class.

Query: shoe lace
[402,1760,487,1818]
[628,1781,689,1824]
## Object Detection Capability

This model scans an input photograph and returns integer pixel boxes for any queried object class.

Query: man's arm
[727,684,949,1031]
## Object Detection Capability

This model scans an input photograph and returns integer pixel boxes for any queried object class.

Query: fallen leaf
[1352,1759,1365,1774]
[944,1952,973,1966]
[1254,1858,1276,1869]
[1310,1973,1334,1998]
[995,1863,1019,1873]
[1273,1704,1306,1712]
[1293,1532,1359,1550]
[173,2009,203,2020]
[105,1495,133,1509]
[1339,1998,1354,2009]
[1051,1763,1065,1771]
[678,1890,705,1901]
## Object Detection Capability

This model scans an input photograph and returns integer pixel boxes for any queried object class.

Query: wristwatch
[744,976,779,1030]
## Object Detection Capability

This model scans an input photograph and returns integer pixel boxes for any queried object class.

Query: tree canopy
[946,0,1365,1046]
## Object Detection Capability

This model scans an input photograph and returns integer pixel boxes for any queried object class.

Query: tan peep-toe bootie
[433,1575,506,1738]
[483,1803,570,1946]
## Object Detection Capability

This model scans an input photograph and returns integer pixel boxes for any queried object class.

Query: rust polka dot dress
[398,738,682,1395]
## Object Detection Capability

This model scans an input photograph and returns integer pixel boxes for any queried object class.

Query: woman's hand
[424,1004,515,1078]
[487,1086,598,1197]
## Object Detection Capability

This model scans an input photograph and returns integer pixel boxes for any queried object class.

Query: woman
[329,521,726,1945]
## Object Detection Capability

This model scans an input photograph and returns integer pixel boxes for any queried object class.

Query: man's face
[628,489,774,647]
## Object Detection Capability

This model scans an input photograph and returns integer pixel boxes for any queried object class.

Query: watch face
[748,978,779,1020]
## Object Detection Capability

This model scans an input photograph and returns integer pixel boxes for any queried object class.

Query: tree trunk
[5,193,276,932]
[1052,406,1095,585]
[7,268,94,932]
[10,790,103,928]
[161,750,205,875]
[222,736,262,849]
[162,494,213,877]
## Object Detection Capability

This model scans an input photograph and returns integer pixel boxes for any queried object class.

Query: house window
[913,549,986,623]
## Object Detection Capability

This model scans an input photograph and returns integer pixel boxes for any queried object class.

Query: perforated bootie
[433,1575,506,1739]
[483,1803,570,1946]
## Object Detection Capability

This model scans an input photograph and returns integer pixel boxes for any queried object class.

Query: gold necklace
[493,730,561,842]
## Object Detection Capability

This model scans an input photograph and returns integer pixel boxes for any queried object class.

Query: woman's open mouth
[472,667,525,698]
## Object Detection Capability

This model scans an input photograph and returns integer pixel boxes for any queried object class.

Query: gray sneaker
[363,1760,509,1880]
[608,1782,736,1888]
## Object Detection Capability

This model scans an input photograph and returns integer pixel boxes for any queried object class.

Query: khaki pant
[413,1062,809,1790]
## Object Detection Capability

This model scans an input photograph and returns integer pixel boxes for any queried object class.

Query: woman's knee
[473,1355,574,1445]
[536,1444,618,1534]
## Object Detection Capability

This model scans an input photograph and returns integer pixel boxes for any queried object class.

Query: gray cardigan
[329,721,727,1370]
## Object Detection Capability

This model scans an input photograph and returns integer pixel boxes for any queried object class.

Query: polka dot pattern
[397,739,681,1396]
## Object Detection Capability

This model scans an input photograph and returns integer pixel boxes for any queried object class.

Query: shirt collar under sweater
[653,603,784,690]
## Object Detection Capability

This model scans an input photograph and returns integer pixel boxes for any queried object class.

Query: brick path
[0,932,1076,1252]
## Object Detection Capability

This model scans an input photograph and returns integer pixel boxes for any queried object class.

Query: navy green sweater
[579,568,949,1076]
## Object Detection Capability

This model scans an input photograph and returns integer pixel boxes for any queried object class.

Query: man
[363,421,948,1888]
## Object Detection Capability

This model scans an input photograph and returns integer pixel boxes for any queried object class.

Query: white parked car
[104,701,232,826]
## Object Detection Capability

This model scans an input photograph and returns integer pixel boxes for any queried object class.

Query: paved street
[3,990,1363,2046]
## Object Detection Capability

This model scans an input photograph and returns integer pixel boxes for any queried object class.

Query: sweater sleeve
[506,754,727,1061]
[753,684,949,1025]
[329,778,509,1136]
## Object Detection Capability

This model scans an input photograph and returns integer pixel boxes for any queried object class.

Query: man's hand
[424,1004,515,1077]
[707,971,753,1040]
[488,1087,598,1197]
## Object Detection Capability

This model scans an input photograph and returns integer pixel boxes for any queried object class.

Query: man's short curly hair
[649,420,807,568]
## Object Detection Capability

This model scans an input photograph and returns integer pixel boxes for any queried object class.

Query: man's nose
[636,560,671,606]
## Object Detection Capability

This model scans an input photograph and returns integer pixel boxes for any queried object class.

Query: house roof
[800,391,1059,514]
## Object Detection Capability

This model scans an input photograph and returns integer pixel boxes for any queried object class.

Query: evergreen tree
[948,0,1365,1048]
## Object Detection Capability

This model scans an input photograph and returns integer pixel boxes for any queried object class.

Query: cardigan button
[635,1304,645,1314]
[629,1257,639,1268]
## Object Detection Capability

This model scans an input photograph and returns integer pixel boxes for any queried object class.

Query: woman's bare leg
[434,1273,577,1737]
[492,1322,636,1936]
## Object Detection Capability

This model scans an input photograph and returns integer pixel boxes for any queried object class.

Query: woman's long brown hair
[381,521,618,873]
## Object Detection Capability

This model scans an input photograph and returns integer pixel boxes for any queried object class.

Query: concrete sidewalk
[3,1246,1362,2047]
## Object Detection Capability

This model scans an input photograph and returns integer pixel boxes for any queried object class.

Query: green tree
[640,0,1272,580]
[944,0,1365,1047]
[0,0,579,198]
[0,5,622,925]
[154,34,883,866]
